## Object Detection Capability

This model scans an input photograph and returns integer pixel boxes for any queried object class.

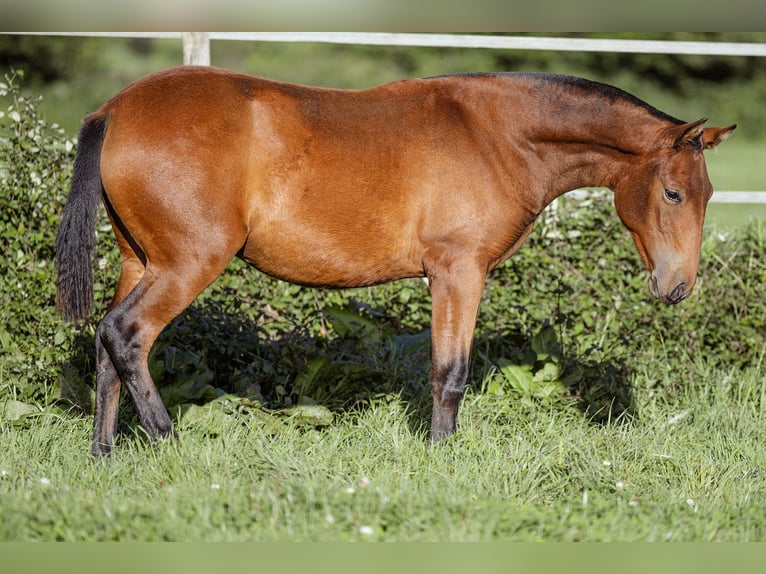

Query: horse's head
[614,118,736,304]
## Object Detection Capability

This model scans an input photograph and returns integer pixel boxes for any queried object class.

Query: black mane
[426,72,685,126]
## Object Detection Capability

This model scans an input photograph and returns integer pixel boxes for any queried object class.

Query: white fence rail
[7,32,766,204]
[12,31,766,58]
[709,191,766,204]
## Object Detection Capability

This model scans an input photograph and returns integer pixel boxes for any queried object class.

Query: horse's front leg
[425,253,487,441]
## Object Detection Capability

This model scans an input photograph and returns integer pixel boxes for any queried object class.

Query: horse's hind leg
[94,275,171,455]
[91,222,146,457]
[92,255,232,457]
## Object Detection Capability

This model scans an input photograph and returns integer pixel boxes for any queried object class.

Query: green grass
[706,137,766,192]
[706,203,766,230]
[703,138,766,229]
[2,360,764,542]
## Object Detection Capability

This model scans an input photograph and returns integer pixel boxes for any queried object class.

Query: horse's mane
[426,71,685,126]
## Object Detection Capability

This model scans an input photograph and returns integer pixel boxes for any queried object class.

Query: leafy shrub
[1,74,764,426]
[0,71,82,405]
[480,193,765,417]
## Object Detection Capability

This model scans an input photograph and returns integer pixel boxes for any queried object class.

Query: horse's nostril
[669,282,687,304]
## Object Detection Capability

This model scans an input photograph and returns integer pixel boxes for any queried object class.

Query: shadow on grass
[473,328,637,425]
[61,299,637,443]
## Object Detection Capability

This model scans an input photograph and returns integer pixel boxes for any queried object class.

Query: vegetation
[2,364,765,541]
[1,45,765,540]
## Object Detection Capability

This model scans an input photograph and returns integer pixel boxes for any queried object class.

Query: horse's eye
[664,189,682,204]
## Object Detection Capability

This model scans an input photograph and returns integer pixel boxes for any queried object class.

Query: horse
[54,66,736,457]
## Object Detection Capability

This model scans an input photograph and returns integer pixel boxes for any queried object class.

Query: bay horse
[54,66,735,457]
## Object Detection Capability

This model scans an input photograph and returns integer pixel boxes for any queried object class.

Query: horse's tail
[55,113,108,321]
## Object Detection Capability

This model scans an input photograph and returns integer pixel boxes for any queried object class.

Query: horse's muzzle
[650,276,689,305]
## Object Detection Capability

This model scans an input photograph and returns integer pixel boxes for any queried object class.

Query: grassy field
[705,136,766,191]
[1,356,764,542]
[703,137,766,229]
[706,203,766,229]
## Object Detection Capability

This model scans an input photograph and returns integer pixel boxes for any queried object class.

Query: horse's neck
[520,102,662,205]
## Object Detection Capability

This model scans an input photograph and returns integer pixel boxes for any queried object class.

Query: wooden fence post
[182,32,210,66]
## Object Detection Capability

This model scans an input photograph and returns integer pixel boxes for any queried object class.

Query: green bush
[485,193,766,372]
[0,71,81,404]
[1,74,764,425]
[479,194,765,418]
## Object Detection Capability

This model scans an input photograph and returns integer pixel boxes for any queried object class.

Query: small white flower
[325,514,335,524]
[602,460,612,467]
[686,498,698,512]
[9,110,21,122]
[345,486,355,494]
[210,483,220,490]
[667,410,689,425]
[358,476,371,489]
[0,470,8,478]
[359,525,374,537]
[615,481,624,491]
[40,477,51,486]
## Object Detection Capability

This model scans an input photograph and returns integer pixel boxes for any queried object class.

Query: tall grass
[1,359,764,541]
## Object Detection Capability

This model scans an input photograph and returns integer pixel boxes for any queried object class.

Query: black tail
[55,114,108,321]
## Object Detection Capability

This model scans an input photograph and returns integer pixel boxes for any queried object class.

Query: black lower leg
[91,325,123,457]
[430,357,470,441]
[99,312,173,442]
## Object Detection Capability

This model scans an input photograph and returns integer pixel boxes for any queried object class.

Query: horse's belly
[239,223,423,288]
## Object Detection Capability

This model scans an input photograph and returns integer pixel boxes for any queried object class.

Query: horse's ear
[702,124,737,150]
[669,117,708,150]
